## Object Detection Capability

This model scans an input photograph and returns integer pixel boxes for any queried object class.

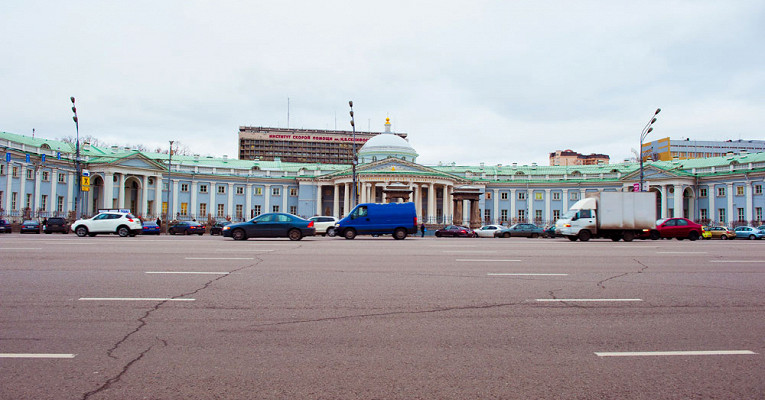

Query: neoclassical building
[2,120,764,228]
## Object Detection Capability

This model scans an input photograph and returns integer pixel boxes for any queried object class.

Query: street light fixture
[70,97,81,219]
[349,101,357,208]
[167,140,174,222]
[639,108,661,192]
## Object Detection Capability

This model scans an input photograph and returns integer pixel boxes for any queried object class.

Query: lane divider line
[595,350,757,357]
[78,298,195,301]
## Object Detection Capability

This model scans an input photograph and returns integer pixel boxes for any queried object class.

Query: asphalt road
[1,233,763,399]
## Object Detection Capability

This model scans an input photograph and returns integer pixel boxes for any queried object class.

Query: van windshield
[351,206,368,219]
[561,210,577,219]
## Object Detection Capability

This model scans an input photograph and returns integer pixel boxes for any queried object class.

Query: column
[315,184,322,215]
[50,168,58,215]
[264,184,271,213]
[282,185,288,213]
[141,175,149,217]
[154,176,162,216]
[33,167,41,215]
[103,172,114,209]
[191,180,198,218]
[442,185,451,224]
[343,183,350,215]
[746,182,753,222]
[674,184,684,218]
[246,183,253,218]
[117,173,126,209]
[527,189,533,223]
[427,183,435,223]
[660,185,667,218]
[562,188,568,212]
[509,189,516,222]
[4,162,12,212]
[67,172,75,214]
[332,184,340,218]
[726,183,734,223]
[19,165,26,212]
[544,189,551,223]
[453,198,463,225]
[171,180,179,218]
[413,184,421,220]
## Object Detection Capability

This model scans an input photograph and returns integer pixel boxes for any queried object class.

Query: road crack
[597,259,649,289]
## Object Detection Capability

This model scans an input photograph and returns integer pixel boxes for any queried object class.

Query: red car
[654,218,703,241]
[434,225,477,238]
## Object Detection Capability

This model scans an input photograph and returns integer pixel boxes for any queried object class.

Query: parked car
[223,213,316,241]
[0,219,12,233]
[20,220,41,234]
[654,218,703,241]
[141,221,161,235]
[495,223,545,238]
[168,221,206,235]
[704,226,735,240]
[434,225,476,238]
[334,202,418,240]
[72,210,143,237]
[733,226,765,240]
[209,221,231,235]
[43,217,70,234]
[476,224,504,238]
[309,216,339,236]
[543,225,558,238]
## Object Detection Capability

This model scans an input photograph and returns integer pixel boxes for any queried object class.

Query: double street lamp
[639,108,661,192]
[349,101,358,208]
[167,140,174,222]
[70,97,81,219]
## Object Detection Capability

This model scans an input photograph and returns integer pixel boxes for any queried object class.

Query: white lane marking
[0,353,76,359]
[488,273,568,276]
[1,248,43,250]
[458,259,521,262]
[657,251,707,254]
[595,350,757,357]
[184,257,254,260]
[78,298,195,301]
[215,249,273,252]
[145,271,230,275]
[445,251,497,253]
[537,299,642,302]
[429,245,478,248]
[710,260,765,263]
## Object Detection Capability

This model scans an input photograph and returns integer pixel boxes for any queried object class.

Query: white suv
[309,216,339,236]
[72,210,143,237]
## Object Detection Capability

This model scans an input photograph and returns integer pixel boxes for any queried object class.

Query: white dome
[358,133,418,163]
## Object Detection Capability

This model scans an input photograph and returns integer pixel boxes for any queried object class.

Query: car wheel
[578,230,591,242]
[343,229,356,240]
[185,229,191,235]
[75,226,88,237]
[688,231,699,241]
[118,226,130,237]
[721,235,727,240]
[435,232,441,238]
[288,229,303,241]
[649,230,660,240]
[326,227,336,237]
[393,228,407,240]
[567,236,578,241]
[622,231,635,242]
[531,233,539,238]
[749,234,756,240]
[232,229,247,241]
[503,232,510,238]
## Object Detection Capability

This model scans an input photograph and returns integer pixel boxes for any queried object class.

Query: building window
[217,185,226,194]
[148,177,154,185]
[699,188,708,198]
[41,195,48,210]
[26,169,33,179]
[552,192,561,201]
[290,188,298,197]
[217,204,225,217]
[42,171,49,181]
[12,166,19,177]
[253,205,261,217]
[162,202,168,215]
[199,203,207,217]
[272,187,281,196]
[553,210,560,220]
[717,187,725,197]
[756,207,762,222]
[290,205,297,215]
[181,183,189,192]
[58,173,66,183]
[535,210,542,221]
[0,164,4,175]
[517,209,526,221]
[200,184,208,193]
[272,205,279,213]
[700,208,708,221]
[500,209,508,222]
[500,192,508,200]
[236,205,243,219]
[718,208,726,223]
[485,192,492,200]
[484,209,491,221]
[755,185,762,195]
[255,187,263,196]
[737,208,745,222]
[180,203,188,216]
[736,186,744,196]
[518,192,526,200]
[57,196,64,212]
[25,193,32,209]
[236,187,244,195]
[570,192,579,201]
[535,192,543,201]
[0,191,3,207]
[163,183,169,191]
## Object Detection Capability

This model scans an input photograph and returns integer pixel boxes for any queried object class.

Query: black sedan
[168,221,205,235]
[20,220,41,234]
[495,223,545,238]
[210,221,231,235]
[434,225,477,238]
[0,219,11,233]
[222,213,315,241]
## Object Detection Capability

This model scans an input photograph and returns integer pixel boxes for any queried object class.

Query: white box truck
[555,191,657,242]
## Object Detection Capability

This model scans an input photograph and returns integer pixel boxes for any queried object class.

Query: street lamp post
[167,140,174,222]
[349,101,357,208]
[639,108,661,192]
[70,97,81,219]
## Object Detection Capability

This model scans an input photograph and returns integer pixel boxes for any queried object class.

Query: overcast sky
[2,1,763,166]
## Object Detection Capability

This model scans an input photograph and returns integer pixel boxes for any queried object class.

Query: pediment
[317,157,462,180]
[110,154,167,170]
[621,165,685,181]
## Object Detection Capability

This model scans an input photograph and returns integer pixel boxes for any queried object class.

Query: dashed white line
[710,260,765,263]
[537,299,642,302]
[657,251,707,254]
[595,350,757,357]
[458,259,522,262]
[0,353,76,359]
[2,248,43,250]
[215,249,273,252]
[184,257,254,260]
[445,251,497,253]
[488,273,568,276]
[145,271,230,275]
[78,298,195,301]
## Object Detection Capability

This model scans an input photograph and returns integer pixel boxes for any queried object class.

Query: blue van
[334,202,418,240]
